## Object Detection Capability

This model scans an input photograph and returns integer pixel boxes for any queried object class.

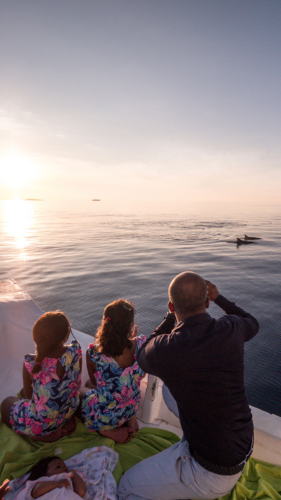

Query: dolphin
[244,234,261,240]
[237,238,254,245]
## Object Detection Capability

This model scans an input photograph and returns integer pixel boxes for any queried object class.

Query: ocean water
[1,199,281,416]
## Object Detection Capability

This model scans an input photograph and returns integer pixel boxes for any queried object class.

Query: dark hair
[95,299,134,357]
[29,457,57,481]
[32,311,70,374]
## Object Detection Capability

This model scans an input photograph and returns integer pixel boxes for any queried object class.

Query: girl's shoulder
[24,353,36,373]
[88,342,115,365]
[88,341,100,358]
[135,334,146,353]
[66,339,82,354]
[61,339,82,366]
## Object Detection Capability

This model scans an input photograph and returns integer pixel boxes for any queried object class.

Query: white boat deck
[1,280,281,465]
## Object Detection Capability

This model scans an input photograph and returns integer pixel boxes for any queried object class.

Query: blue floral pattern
[81,335,146,431]
[10,340,82,436]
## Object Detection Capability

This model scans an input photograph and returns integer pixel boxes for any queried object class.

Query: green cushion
[2,413,281,500]
[0,415,179,485]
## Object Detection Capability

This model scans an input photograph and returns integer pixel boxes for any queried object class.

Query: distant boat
[244,234,261,240]
[92,199,100,201]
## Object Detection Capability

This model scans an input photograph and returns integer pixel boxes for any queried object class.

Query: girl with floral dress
[1,311,82,442]
[80,299,145,444]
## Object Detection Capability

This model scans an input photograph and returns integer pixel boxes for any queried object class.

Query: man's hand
[205,280,220,301]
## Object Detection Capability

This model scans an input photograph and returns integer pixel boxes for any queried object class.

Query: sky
[0,0,281,212]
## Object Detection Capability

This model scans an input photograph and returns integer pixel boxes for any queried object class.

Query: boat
[1,279,281,470]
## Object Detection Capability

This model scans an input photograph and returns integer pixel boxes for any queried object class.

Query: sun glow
[2,199,34,255]
[0,153,37,190]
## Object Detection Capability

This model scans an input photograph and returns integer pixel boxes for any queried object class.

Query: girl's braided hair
[95,299,134,357]
[32,311,70,374]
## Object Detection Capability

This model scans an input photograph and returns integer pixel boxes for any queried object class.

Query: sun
[0,153,37,190]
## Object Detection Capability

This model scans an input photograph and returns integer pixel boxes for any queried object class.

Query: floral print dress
[82,335,146,431]
[10,340,82,436]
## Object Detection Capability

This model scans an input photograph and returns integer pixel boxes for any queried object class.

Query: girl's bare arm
[86,349,97,386]
[31,479,70,499]
[22,363,33,399]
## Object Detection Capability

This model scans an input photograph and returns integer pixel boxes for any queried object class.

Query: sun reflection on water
[1,199,34,258]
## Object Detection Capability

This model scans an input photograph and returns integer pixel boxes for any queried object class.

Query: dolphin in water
[237,238,254,245]
[244,234,261,240]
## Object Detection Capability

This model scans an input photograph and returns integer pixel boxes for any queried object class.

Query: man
[118,272,259,500]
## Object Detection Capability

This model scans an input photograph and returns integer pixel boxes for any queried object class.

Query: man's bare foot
[99,426,135,444]
[126,415,139,433]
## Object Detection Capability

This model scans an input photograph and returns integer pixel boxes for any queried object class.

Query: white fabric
[6,446,119,500]
[15,473,83,500]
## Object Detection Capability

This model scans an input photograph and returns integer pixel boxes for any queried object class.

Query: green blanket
[0,416,179,485]
[2,415,281,500]
[220,458,281,500]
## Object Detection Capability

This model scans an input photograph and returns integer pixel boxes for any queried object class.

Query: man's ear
[168,301,175,312]
[205,296,210,309]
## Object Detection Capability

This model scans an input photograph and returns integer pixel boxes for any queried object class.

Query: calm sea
[1,200,281,416]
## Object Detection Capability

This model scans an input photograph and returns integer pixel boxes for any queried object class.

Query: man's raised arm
[137,312,176,374]
[206,280,259,341]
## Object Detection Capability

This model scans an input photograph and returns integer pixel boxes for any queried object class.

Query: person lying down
[4,446,118,500]
[16,458,87,500]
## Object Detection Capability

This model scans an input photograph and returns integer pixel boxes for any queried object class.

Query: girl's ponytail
[32,348,45,374]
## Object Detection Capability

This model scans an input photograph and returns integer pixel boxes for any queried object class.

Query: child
[17,457,86,499]
[1,311,82,442]
[80,299,145,443]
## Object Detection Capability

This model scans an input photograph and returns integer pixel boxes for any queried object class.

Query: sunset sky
[0,0,281,211]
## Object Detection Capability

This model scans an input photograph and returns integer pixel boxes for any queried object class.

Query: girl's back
[81,299,146,433]
[83,335,145,431]
[9,312,82,437]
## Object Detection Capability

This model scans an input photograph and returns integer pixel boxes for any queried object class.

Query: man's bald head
[169,272,208,318]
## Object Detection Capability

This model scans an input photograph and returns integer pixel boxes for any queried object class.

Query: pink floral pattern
[82,335,146,431]
[10,340,82,436]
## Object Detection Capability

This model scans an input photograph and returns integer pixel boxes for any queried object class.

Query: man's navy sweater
[137,295,259,467]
